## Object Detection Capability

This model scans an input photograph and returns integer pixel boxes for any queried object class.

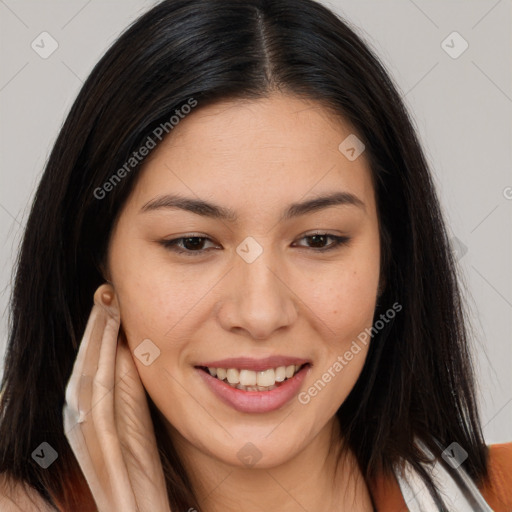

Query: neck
[166,417,374,512]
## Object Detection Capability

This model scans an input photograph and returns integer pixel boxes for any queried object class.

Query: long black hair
[0,0,488,510]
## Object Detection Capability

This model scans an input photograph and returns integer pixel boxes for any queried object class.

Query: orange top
[369,442,512,511]
[50,442,512,511]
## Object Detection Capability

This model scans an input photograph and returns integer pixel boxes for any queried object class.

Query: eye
[159,235,218,256]
[292,232,350,252]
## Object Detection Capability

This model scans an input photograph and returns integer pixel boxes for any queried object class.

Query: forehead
[126,93,375,216]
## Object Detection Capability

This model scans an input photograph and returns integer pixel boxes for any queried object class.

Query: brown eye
[293,233,350,252]
[160,236,218,256]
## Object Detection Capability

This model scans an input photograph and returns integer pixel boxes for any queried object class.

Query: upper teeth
[208,365,301,387]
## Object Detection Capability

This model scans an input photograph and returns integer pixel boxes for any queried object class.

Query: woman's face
[106,93,381,469]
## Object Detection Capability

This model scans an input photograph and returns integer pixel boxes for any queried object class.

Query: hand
[63,284,171,512]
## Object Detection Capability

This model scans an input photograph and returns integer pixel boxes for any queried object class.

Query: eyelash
[159,233,350,256]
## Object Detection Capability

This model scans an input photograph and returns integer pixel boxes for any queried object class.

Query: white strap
[395,439,494,511]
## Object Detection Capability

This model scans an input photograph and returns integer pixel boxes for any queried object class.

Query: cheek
[302,254,380,339]
[113,263,224,401]
[113,257,216,348]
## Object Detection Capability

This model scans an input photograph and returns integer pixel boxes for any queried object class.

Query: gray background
[1,0,511,442]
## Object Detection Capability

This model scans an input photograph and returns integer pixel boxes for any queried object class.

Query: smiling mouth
[196,364,309,392]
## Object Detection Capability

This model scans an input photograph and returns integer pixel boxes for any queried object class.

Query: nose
[216,247,298,340]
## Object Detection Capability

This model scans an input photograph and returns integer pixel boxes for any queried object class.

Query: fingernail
[101,291,113,305]
[93,284,119,320]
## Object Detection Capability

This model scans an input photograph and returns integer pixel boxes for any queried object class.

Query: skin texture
[105,93,381,511]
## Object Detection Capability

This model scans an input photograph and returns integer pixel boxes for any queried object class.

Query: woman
[0,0,510,510]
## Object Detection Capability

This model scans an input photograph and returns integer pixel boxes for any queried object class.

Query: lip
[195,356,310,371]
[196,364,311,414]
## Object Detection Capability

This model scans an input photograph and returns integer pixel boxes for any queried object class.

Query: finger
[64,291,108,423]
[90,288,138,510]
[64,397,111,509]
[64,288,114,508]
[115,336,171,511]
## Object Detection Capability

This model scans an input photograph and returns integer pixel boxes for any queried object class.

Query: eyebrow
[140,191,365,222]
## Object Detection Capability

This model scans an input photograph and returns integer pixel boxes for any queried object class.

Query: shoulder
[480,442,512,511]
[0,473,58,512]
[487,441,512,469]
